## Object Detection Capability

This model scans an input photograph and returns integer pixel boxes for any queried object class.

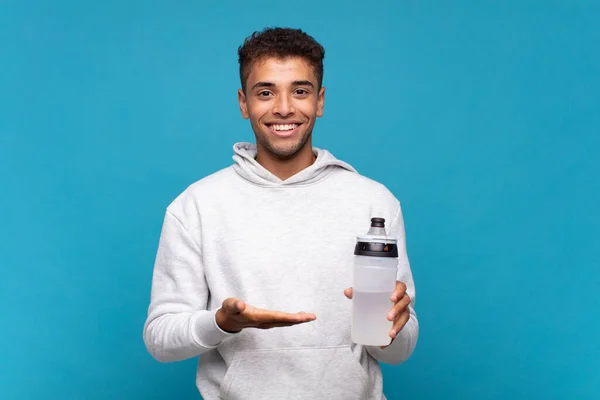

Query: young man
[143,27,418,399]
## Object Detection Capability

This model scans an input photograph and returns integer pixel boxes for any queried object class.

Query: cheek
[247,103,269,122]
[297,102,319,117]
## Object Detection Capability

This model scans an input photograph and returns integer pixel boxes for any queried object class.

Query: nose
[273,93,294,117]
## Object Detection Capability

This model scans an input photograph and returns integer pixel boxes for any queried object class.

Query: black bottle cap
[354,241,398,257]
[371,217,385,228]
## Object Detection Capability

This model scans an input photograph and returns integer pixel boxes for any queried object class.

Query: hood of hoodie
[232,142,357,187]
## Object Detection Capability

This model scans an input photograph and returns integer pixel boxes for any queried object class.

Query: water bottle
[351,217,399,346]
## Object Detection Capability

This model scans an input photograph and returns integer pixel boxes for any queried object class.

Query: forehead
[246,56,317,85]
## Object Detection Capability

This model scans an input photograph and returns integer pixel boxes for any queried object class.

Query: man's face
[238,56,325,159]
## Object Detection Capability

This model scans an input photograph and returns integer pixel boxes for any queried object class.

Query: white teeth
[271,124,298,131]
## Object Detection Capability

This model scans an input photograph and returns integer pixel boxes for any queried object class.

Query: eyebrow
[252,81,275,89]
[292,80,315,87]
[251,80,315,90]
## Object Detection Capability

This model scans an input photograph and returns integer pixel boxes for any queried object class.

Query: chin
[263,138,308,159]
[256,129,311,159]
[266,143,304,159]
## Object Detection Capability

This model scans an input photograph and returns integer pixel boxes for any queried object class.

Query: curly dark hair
[237,27,325,92]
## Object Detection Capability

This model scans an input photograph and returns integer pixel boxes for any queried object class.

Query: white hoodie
[143,142,418,400]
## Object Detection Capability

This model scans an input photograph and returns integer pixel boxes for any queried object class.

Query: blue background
[1,1,598,399]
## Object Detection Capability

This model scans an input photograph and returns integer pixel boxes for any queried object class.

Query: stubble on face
[253,119,312,160]
[238,56,325,162]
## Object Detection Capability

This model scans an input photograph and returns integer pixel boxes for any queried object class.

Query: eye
[258,90,272,97]
[295,89,309,96]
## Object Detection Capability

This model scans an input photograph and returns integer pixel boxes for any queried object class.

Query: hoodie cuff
[191,309,239,348]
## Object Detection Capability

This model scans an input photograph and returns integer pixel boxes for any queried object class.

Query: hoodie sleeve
[143,210,237,362]
[365,203,419,365]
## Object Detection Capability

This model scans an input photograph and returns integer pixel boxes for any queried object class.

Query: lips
[265,122,302,138]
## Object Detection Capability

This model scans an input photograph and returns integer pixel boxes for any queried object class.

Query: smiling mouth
[265,123,302,137]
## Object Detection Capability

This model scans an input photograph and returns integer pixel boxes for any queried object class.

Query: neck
[255,141,316,181]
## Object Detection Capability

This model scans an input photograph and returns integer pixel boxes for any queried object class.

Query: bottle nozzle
[371,217,385,228]
[367,217,386,235]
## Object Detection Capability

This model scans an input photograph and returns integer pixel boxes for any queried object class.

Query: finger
[379,336,394,349]
[257,319,315,329]
[267,310,306,322]
[251,308,316,324]
[390,311,410,339]
[297,312,317,320]
[380,340,392,350]
[344,287,353,299]
[387,294,411,321]
[289,312,316,322]
[257,316,316,328]
[390,281,407,302]
[257,323,293,329]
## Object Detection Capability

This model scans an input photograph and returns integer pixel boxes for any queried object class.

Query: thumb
[235,300,247,313]
[344,287,353,299]
[224,298,246,314]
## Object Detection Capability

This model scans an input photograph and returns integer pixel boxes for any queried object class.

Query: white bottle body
[351,255,398,346]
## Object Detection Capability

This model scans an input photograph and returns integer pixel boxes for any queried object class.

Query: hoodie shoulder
[187,166,237,193]
[333,166,394,194]
[165,166,238,218]
[331,167,402,211]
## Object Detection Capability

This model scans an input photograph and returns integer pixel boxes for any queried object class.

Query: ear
[316,86,325,118]
[238,89,249,119]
